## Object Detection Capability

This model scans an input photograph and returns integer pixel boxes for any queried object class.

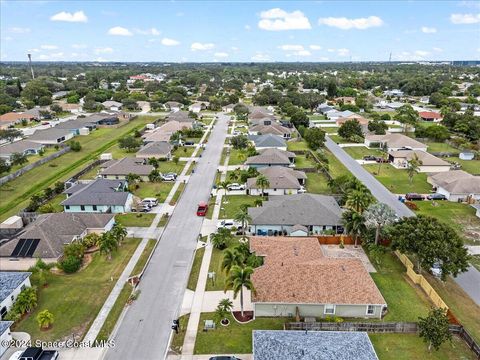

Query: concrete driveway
[104,114,229,360]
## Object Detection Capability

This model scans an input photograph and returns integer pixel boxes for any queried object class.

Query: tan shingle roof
[247,166,305,190]
[430,170,480,193]
[245,148,295,166]
[365,133,426,149]
[250,236,386,305]
[389,150,450,167]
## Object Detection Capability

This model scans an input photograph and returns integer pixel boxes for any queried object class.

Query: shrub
[63,242,85,259]
[404,201,418,210]
[82,233,100,248]
[68,140,82,152]
[59,255,82,274]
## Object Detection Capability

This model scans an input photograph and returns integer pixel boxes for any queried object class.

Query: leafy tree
[304,127,326,150]
[327,80,337,98]
[98,232,118,260]
[50,104,63,113]
[14,287,37,314]
[395,104,419,132]
[290,110,309,129]
[255,174,270,198]
[148,169,161,182]
[211,228,233,250]
[224,265,255,317]
[0,158,11,175]
[63,242,85,260]
[368,120,388,135]
[82,233,100,248]
[0,129,22,142]
[418,308,451,352]
[36,309,54,329]
[363,203,397,245]
[59,255,82,273]
[341,210,366,247]
[68,140,82,152]
[214,298,233,325]
[407,153,422,184]
[118,136,141,152]
[126,173,141,189]
[234,209,252,239]
[338,119,363,141]
[230,134,249,150]
[10,152,28,166]
[390,215,469,279]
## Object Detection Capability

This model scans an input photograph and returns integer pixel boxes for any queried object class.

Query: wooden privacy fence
[450,325,480,358]
[285,322,418,333]
[394,251,448,310]
[315,235,355,245]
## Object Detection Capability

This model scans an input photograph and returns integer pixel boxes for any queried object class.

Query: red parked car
[196,202,208,216]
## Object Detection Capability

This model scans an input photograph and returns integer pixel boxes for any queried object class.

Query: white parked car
[227,183,245,191]
[298,186,307,193]
[217,219,241,230]
[161,172,177,181]
[142,198,158,207]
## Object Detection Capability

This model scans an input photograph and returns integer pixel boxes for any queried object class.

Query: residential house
[246,166,306,196]
[63,178,132,213]
[0,272,31,318]
[248,194,343,236]
[248,107,275,122]
[316,103,335,114]
[164,101,183,112]
[383,89,404,97]
[336,114,369,131]
[388,150,451,173]
[136,141,172,160]
[248,134,287,151]
[99,157,153,181]
[249,236,386,318]
[253,331,379,360]
[0,321,13,357]
[52,90,68,100]
[27,128,74,145]
[142,120,193,143]
[0,213,115,269]
[55,118,96,135]
[418,111,442,122]
[326,110,356,121]
[245,148,296,168]
[249,121,293,139]
[53,101,82,114]
[102,100,123,111]
[364,133,427,151]
[334,96,356,105]
[0,112,35,129]
[0,140,45,164]
[428,170,480,202]
[188,101,209,113]
[83,112,120,126]
[222,103,236,113]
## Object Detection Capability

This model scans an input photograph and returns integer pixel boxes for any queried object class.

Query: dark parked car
[209,357,241,360]
[18,348,59,360]
[405,193,425,201]
[375,157,389,163]
[427,193,447,200]
[363,155,377,161]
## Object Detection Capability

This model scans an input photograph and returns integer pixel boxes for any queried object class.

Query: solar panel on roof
[24,239,40,257]
[11,238,40,257]
[11,238,27,257]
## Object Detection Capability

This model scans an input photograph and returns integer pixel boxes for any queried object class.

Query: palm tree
[148,157,159,169]
[253,198,263,207]
[15,287,37,314]
[341,210,366,247]
[222,249,244,274]
[396,104,419,133]
[98,232,118,260]
[234,209,252,240]
[255,174,270,198]
[214,298,233,325]
[224,265,255,317]
[345,189,375,214]
[36,309,54,329]
[211,228,233,250]
[148,169,161,182]
[218,180,231,215]
[407,153,422,184]
[111,223,127,246]
[364,203,397,245]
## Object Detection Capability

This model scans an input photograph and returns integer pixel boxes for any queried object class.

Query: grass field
[228,148,247,166]
[324,149,351,178]
[206,238,241,291]
[328,134,355,144]
[306,172,331,194]
[194,313,287,354]
[370,333,476,360]
[414,201,480,245]
[5,147,58,174]
[363,164,431,194]
[14,237,141,341]
[426,141,459,154]
[343,146,384,159]
[446,156,480,175]
[173,146,196,158]
[187,247,205,291]
[0,115,157,221]
[115,213,156,227]
[295,154,316,168]
[287,140,309,151]
[170,314,190,353]
[169,183,185,205]
[219,195,259,219]
[133,181,174,201]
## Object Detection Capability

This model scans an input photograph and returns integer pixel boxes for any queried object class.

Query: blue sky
[1,0,479,62]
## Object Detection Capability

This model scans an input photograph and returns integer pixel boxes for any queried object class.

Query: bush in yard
[304,127,326,150]
[230,134,249,150]
[82,233,100,248]
[59,255,82,274]
[404,201,418,210]
[338,119,363,141]
[63,242,85,260]
[37,310,54,330]
[68,140,82,152]
[418,308,451,352]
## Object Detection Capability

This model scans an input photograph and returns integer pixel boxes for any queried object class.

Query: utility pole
[27,53,35,79]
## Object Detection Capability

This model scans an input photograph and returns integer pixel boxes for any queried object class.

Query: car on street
[184,141,195,146]
[227,183,245,191]
[426,193,447,200]
[196,201,208,216]
[298,186,307,193]
[405,193,425,201]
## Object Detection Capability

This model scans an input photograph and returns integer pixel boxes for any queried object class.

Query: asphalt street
[105,114,229,360]
[325,136,414,218]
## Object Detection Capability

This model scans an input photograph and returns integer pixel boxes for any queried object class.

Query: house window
[93,205,97,211]
[21,285,26,291]
[80,205,85,211]
[366,305,375,315]
[11,295,14,301]
[65,205,70,210]
[324,304,335,315]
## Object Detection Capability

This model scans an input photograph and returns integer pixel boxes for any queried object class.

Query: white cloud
[9,27,31,34]
[421,26,437,33]
[40,44,58,50]
[293,50,311,57]
[415,50,430,57]
[450,13,480,24]
[191,42,215,51]
[135,28,161,36]
[161,38,180,46]
[108,26,133,36]
[72,44,87,49]
[318,15,383,30]
[50,52,64,58]
[309,45,322,50]
[231,46,239,51]
[258,8,311,31]
[251,52,271,61]
[319,56,330,61]
[94,47,114,54]
[278,44,304,51]
[50,10,88,23]
[433,47,443,52]
[27,48,40,53]
[214,52,229,58]
[38,54,50,60]
[245,25,251,30]
[337,48,350,56]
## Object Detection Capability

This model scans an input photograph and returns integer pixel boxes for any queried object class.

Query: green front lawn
[287,140,309,151]
[115,213,156,227]
[295,154,315,169]
[414,201,480,245]
[206,238,241,291]
[194,313,287,354]
[219,195,259,219]
[369,251,430,322]
[306,172,331,194]
[363,164,431,194]
[325,150,351,178]
[343,146,384,160]
[170,314,190,353]
[173,146,196,158]
[187,247,205,291]
[328,134,355,144]
[446,157,480,175]
[14,237,141,341]
[133,181,174,201]
[170,183,185,205]
[370,333,476,360]
[228,148,247,166]
[130,239,156,276]
[321,126,339,134]
[426,142,459,154]
[157,161,186,174]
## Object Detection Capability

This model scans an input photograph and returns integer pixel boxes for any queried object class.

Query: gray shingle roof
[62,179,130,206]
[253,330,378,360]
[136,141,172,157]
[246,148,295,166]
[28,128,72,142]
[247,167,305,190]
[0,272,31,303]
[0,321,13,335]
[0,140,44,157]
[55,118,96,130]
[0,213,114,259]
[100,157,153,176]
[249,193,342,226]
[249,134,286,148]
